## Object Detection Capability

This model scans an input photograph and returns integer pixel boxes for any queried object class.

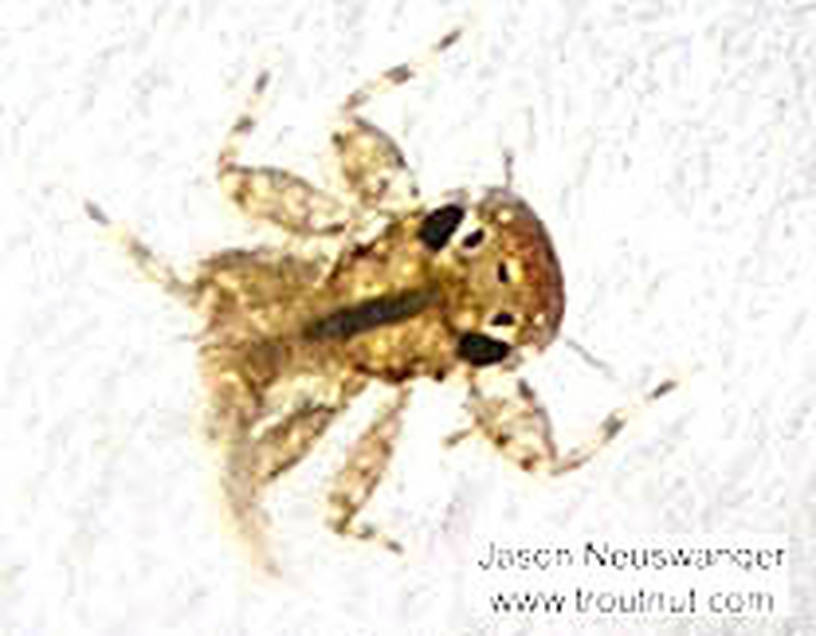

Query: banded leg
[341,28,462,112]
[502,149,515,190]
[84,200,195,306]
[330,27,463,214]
[217,70,271,172]
[448,377,678,476]
[217,69,350,236]
[325,387,411,553]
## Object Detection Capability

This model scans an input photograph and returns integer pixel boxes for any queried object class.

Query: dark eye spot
[456,332,511,367]
[490,312,515,326]
[497,262,510,283]
[462,228,485,249]
[417,204,465,251]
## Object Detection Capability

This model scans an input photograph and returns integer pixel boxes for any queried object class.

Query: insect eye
[456,332,511,366]
[417,204,465,251]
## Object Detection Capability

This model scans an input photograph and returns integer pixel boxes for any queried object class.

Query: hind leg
[84,200,196,306]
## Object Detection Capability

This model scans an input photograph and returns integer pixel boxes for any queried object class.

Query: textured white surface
[3,0,815,634]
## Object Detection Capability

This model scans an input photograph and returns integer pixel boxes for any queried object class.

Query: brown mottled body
[86,27,675,572]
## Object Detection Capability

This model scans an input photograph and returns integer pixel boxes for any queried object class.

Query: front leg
[448,376,678,476]
[328,28,463,215]
[328,116,421,216]
[217,69,351,236]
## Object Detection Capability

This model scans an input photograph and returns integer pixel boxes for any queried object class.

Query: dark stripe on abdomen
[302,288,436,341]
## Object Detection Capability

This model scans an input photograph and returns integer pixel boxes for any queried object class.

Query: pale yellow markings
[385,171,421,206]
[457,310,479,331]
[213,270,245,296]
[359,135,377,154]
[483,322,519,343]
[280,185,304,217]
[220,171,241,192]
[354,281,386,300]
[497,208,515,224]
[450,212,484,246]
[399,262,419,278]
[195,285,221,317]
[252,173,275,197]
[505,259,524,283]
[249,414,275,442]
[371,338,389,358]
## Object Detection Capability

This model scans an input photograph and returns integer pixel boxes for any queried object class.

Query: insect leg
[324,386,411,553]
[450,377,678,476]
[217,68,350,236]
[329,27,462,214]
[217,69,270,173]
[217,405,338,573]
[543,379,678,475]
[445,377,557,467]
[84,200,195,306]
[341,28,462,112]
[329,116,421,215]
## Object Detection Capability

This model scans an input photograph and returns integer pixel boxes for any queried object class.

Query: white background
[2,0,814,634]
